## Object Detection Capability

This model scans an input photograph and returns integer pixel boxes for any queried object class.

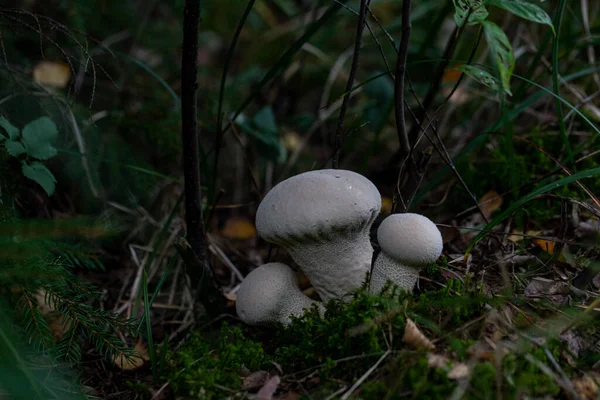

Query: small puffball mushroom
[370,213,443,294]
[256,169,381,301]
[236,262,323,326]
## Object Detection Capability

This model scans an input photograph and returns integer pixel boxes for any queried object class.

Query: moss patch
[167,281,596,399]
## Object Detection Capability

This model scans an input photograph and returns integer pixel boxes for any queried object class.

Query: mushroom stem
[369,252,419,294]
[287,232,373,301]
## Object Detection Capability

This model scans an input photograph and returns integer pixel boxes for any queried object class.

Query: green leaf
[21,161,57,196]
[252,106,277,135]
[453,0,489,27]
[457,65,511,94]
[465,167,600,256]
[0,116,19,141]
[483,20,514,94]
[4,140,27,157]
[486,0,555,35]
[21,117,58,160]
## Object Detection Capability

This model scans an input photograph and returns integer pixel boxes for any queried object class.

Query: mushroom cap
[256,169,381,245]
[236,262,315,325]
[377,213,443,266]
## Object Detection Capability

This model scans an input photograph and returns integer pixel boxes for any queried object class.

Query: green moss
[166,283,580,399]
[167,324,269,399]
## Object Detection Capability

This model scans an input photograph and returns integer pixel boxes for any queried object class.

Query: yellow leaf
[381,196,393,215]
[507,230,541,243]
[282,131,301,151]
[533,238,556,254]
[479,190,503,218]
[220,217,257,240]
[33,61,71,89]
[113,339,148,371]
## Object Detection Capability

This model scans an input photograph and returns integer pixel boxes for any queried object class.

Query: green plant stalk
[413,66,600,206]
[213,0,257,196]
[465,167,600,256]
[132,194,183,322]
[142,270,157,381]
[551,0,573,163]
[217,0,350,151]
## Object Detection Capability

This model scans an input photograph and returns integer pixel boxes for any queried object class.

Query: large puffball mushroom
[256,169,381,301]
[236,262,323,326]
[370,213,443,294]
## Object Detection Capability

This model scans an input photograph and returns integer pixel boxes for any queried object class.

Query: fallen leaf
[479,190,503,218]
[524,278,570,306]
[220,216,257,240]
[572,374,599,400]
[256,375,280,400]
[403,318,435,350]
[443,67,463,83]
[224,292,236,308]
[49,315,71,340]
[427,354,469,380]
[113,339,148,371]
[507,230,541,243]
[33,61,71,89]
[282,131,301,151]
[532,238,556,254]
[381,196,393,215]
[242,370,269,390]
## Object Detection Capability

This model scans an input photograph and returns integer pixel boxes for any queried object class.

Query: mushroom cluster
[235,169,444,326]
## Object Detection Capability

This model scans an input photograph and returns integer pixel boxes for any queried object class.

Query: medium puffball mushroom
[236,262,323,326]
[256,169,381,301]
[369,213,443,294]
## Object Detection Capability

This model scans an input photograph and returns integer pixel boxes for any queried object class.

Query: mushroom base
[369,252,420,294]
[287,232,373,302]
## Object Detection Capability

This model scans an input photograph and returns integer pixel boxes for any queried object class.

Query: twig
[339,350,391,400]
[180,0,224,315]
[394,0,412,165]
[332,0,368,168]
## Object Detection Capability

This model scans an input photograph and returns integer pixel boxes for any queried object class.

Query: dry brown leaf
[49,315,71,340]
[572,374,599,400]
[242,370,270,391]
[524,278,570,306]
[479,190,503,218]
[256,375,280,400]
[224,292,237,308]
[532,238,556,254]
[427,354,470,380]
[33,61,71,89]
[403,318,435,350]
[220,216,257,240]
[113,339,148,371]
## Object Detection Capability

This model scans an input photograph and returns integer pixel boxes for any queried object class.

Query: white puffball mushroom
[236,262,323,326]
[369,213,443,294]
[256,169,381,302]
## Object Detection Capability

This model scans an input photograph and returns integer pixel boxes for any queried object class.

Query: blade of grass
[117,52,181,110]
[214,0,257,195]
[551,0,572,163]
[218,0,350,145]
[136,253,177,334]
[132,194,183,320]
[414,64,600,205]
[465,167,600,257]
[142,269,157,381]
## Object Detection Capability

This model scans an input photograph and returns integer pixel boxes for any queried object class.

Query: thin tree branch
[180,0,224,316]
[332,0,368,168]
[394,0,412,165]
